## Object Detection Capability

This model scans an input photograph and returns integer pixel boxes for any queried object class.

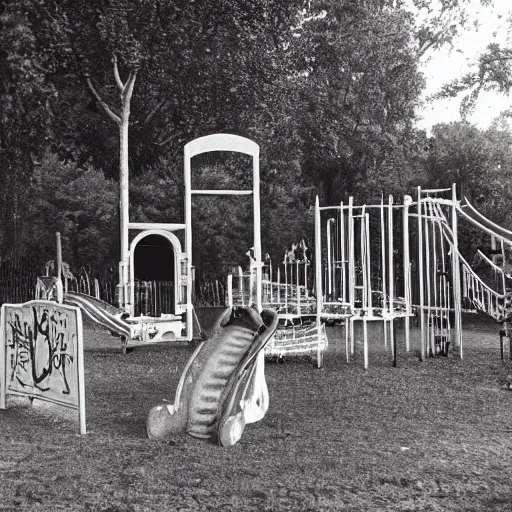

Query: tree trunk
[87,60,137,311]
[119,112,130,287]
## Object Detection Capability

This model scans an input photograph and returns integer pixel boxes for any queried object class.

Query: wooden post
[76,309,87,435]
[56,232,62,281]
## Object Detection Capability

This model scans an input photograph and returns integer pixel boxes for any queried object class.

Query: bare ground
[2,311,512,511]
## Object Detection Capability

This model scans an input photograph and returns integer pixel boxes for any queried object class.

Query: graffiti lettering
[6,305,76,398]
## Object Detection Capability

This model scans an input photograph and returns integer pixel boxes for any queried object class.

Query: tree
[424,122,495,197]
[22,151,118,269]
[294,1,424,204]
[422,121,512,256]
[0,1,60,253]
[431,2,511,116]
[0,0,308,263]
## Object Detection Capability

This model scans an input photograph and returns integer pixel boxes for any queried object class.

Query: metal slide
[64,291,131,340]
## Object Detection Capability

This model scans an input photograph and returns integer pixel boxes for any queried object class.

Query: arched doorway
[129,231,182,317]
[134,234,175,282]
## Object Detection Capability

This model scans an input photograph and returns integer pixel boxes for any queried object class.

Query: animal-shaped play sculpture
[146,306,278,446]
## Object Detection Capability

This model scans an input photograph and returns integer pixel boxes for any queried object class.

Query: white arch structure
[183,134,262,336]
[128,229,184,316]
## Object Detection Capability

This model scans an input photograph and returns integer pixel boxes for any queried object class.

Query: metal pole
[315,196,323,345]
[418,186,426,361]
[403,196,412,351]
[184,148,193,341]
[340,203,347,303]
[253,153,262,313]
[451,183,463,358]
[388,195,396,366]
[380,196,388,347]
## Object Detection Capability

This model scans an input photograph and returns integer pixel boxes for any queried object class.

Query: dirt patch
[2,312,512,511]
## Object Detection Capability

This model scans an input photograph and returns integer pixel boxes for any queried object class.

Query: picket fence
[0,257,225,313]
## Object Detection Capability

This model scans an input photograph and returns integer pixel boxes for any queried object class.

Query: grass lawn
[2,311,512,511]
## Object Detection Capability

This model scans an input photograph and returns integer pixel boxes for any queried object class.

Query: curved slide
[64,291,131,339]
[431,199,512,323]
[146,306,278,447]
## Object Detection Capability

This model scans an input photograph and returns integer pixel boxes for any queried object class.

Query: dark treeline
[1,0,512,279]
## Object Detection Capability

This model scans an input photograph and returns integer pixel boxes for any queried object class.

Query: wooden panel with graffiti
[0,300,86,434]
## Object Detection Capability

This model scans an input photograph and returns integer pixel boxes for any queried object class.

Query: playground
[3,134,512,510]
[5,2,512,508]
[1,312,512,511]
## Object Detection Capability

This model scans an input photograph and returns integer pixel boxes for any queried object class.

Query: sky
[416,0,511,132]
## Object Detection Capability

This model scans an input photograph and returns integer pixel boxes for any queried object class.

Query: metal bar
[253,156,262,313]
[319,204,405,211]
[388,195,395,365]
[380,196,388,346]
[365,213,372,311]
[421,188,451,194]
[184,147,193,341]
[315,196,323,341]
[418,186,426,361]
[407,214,443,220]
[451,183,463,358]
[128,222,186,231]
[191,189,253,195]
[340,202,347,303]
[403,196,411,351]
[424,198,433,356]
[327,218,334,298]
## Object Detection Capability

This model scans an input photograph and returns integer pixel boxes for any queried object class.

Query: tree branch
[480,55,512,65]
[156,131,178,146]
[86,77,122,124]
[113,55,125,90]
[122,70,137,105]
[144,98,168,126]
